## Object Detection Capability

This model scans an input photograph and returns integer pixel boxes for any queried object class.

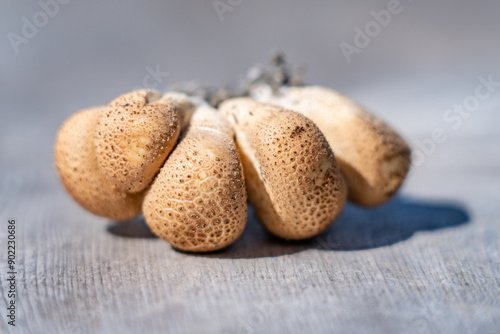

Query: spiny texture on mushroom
[252,85,411,207]
[142,105,247,252]
[220,98,347,240]
[54,107,145,220]
[95,90,180,193]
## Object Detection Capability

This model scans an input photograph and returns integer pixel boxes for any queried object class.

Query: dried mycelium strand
[169,52,305,108]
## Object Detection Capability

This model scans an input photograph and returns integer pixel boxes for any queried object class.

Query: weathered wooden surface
[1,1,500,333]
[1,128,499,334]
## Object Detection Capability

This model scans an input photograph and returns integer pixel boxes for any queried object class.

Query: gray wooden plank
[1,1,500,332]
[1,133,499,334]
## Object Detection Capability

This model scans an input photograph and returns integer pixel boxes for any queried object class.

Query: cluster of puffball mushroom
[54,60,411,253]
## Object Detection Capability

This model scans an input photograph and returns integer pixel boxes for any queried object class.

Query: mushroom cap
[143,107,247,252]
[220,98,347,240]
[54,107,145,220]
[95,89,180,193]
[253,85,411,207]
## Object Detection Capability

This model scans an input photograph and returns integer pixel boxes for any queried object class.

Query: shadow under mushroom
[199,196,470,258]
[107,215,157,239]
[107,196,469,259]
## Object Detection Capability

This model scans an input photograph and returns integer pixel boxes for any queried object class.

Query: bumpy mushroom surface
[220,98,347,240]
[143,104,247,252]
[252,85,411,207]
[54,107,145,220]
[94,90,180,193]
[160,91,200,129]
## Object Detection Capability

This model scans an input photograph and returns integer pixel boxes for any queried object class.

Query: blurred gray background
[1,0,499,172]
[1,1,499,333]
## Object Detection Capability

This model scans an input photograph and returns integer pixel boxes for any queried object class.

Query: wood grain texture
[1,131,499,334]
[3,0,500,332]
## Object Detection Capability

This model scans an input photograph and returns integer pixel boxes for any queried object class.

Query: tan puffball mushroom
[160,91,199,129]
[219,98,347,240]
[54,107,145,220]
[94,89,181,193]
[142,103,247,252]
[252,85,411,207]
